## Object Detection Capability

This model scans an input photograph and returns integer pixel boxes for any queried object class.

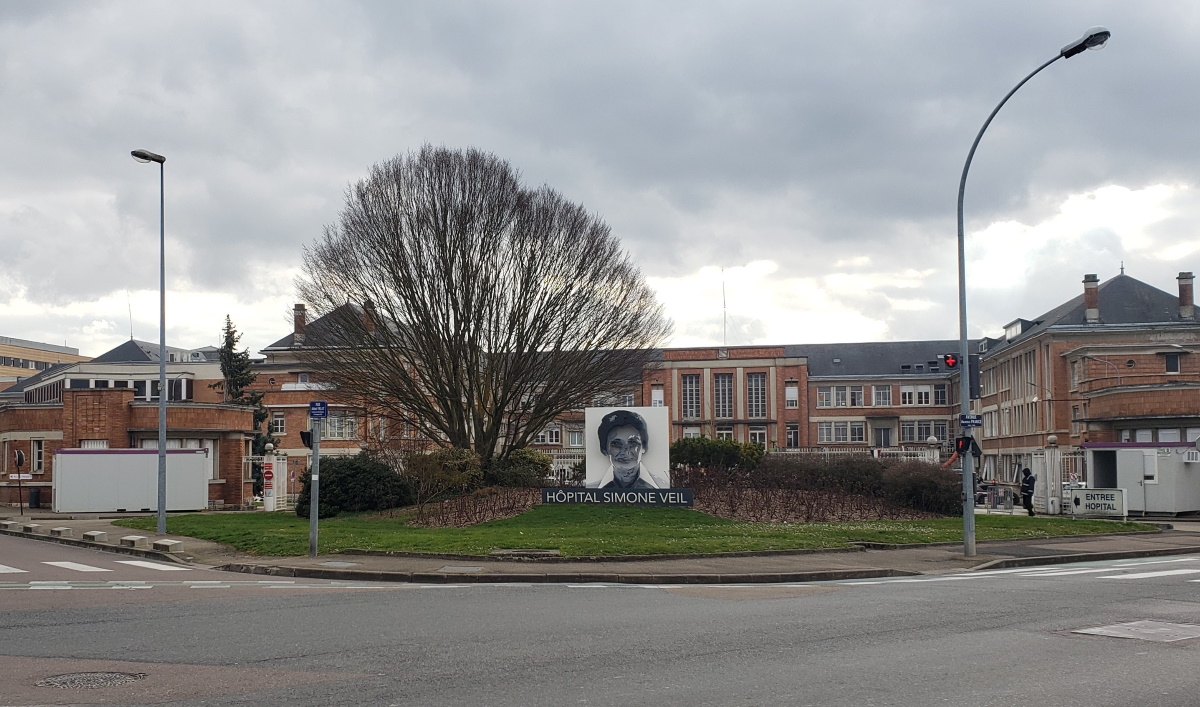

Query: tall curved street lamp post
[956,27,1110,557]
[131,148,168,535]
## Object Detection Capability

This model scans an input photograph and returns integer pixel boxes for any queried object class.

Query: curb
[215,563,921,585]
[340,544,868,563]
[969,545,1200,571]
[0,527,193,565]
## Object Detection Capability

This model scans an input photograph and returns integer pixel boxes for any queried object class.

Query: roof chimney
[362,299,377,335]
[293,304,307,345]
[1180,272,1195,321]
[1083,274,1100,324]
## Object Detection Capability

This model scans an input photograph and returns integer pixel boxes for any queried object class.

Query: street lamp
[955,27,1110,557]
[131,148,168,535]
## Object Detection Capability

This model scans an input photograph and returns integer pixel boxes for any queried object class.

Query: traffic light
[300,430,313,449]
[955,436,971,455]
[942,353,959,369]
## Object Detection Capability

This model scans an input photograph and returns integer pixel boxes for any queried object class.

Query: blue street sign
[309,400,328,419]
[959,414,982,427]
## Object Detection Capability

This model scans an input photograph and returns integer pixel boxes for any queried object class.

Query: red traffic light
[942,353,959,369]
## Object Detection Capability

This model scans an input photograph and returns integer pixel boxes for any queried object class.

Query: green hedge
[295,453,414,518]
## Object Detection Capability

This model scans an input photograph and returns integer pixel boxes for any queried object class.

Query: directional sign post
[307,401,326,557]
[959,414,982,428]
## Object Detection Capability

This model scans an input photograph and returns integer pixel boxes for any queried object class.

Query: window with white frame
[934,421,948,441]
[1143,450,1159,483]
[270,411,286,435]
[874,385,891,406]
[900,422,917,443]
[545,427,561,445]
[317,413,358,440]
[818,422,833,443]
[1166,353,1181,374]
[785,383,799,408]
[714,374,734,418]
[1135,429,1153,443]
[850,421,865,443]
[833,422,849,443]
[1186,427,1200,442]
[620,393,635,407]
[900,386,914,405]
[817,386,833,408]
[1158,428,1181,443]
[748,425,767,446]
[934,384,948,406]
[746,373,767,418]
[849,386,864,407]
[79,439,108,449]
[786,422,799,448]
[683,427,702,439]
[916,386,930,405]
[569,430,584,447]
[681,374,701,419]
[651,387,664,407]
[917,420,932,440]
[834,386,848,407]
[32,440,44,472]
[715,425,734,440]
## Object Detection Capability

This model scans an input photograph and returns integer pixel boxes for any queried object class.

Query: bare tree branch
[295,146,671,466]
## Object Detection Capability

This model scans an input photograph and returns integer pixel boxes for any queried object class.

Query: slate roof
[984,274,1185,357]
[787,340,967,378]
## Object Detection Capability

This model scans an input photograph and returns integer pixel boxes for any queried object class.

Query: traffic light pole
[309,423,321,557]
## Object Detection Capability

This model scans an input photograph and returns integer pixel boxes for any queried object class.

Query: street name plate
[959,414,982,427]
[309,400,328,419]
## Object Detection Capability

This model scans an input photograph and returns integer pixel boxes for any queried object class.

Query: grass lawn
[111,505,1157,557]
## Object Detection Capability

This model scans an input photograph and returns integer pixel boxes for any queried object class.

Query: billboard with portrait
[584,406,671,489]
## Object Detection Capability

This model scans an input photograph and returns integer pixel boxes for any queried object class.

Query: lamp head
[131,149,166,164]
[1061,26,1111,58]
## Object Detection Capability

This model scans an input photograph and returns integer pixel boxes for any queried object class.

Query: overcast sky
[2,1,1197,358]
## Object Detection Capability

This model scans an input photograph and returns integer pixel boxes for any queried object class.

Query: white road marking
[1098,569,1200,579]
[1110,557,1200,567]
[43,561,111,572]
[0,564,28,573]
[115,560,191,571]
[1019,568,1120,577]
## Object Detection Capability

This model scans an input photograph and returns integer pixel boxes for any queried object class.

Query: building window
[934,384,947,406]
[901,386,914,406]
[317,413,358,440]
[786,422,799,448]
[683,427,702,439]
[620,393,635,407]
[817,386,833,408]
[748,425,767,447]
[1158,428,1181,443]
[715,425,734,441]
[934,421,948,441]
[916,386,931,405]
[681,374,701,419]
[79,439,109,449]
[833,422,848,443]
[746,373,767,418]
[874,426,891,447]
[874,386,891,406]
[850,421,865,443]
[651,387,664,408]
[569,430,584,447]
[849,386,864,407]
[1166,353,1180,373]
[32,440,44,472]
[1135,429,1153,443]
[298,373,310,383]
[818,422,833,443]
[785,383,799,408]
[834,386,848,407]
[545,427,561,445]
[270,412,286,435]
[714,374,734,418]
[900,422,917,443]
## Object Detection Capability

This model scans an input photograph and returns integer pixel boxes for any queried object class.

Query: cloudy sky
[2,1,1197,358]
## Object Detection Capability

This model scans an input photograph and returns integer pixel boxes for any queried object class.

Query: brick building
[973,271,1200,484]
[0,340,256,508]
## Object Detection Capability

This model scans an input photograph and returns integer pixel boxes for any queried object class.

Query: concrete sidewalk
[5,507,1200,585]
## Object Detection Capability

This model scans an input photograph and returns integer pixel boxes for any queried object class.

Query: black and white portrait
[584,407,671,489]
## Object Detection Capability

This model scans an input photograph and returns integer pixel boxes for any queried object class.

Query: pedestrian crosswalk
[1,559,193,574]
[835,556,1200,587]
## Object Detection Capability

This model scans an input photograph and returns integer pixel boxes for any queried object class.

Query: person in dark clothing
[1019,468,1037,516]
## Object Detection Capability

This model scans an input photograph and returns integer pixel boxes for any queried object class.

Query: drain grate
[36,671,148,689]
[1074,620,1200,643]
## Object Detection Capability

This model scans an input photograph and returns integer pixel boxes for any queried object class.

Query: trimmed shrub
[489,447,553,488]
[295,453,414,518]
[670,436,762,471]
[881,461,961,515]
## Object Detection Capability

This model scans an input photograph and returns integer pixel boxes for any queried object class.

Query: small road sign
[8,474,32,480]
[959,414,982,427]
[309,401,328,419]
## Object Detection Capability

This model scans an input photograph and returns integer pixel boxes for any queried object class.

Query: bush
[488,447,552,488]
[670,436,762,471]
[754,454,885,495]
[295,453,414,518]
[880,461,961,515]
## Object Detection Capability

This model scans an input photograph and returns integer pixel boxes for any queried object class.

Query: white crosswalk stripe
[115,560,191,571]
[42,561,112,572]
[1096,569,1200,580]
[0,564,28,573]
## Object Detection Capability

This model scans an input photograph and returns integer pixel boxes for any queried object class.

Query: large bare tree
[296,146,671,466]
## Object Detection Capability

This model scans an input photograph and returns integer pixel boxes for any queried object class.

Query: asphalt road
[2,536,1200,706]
